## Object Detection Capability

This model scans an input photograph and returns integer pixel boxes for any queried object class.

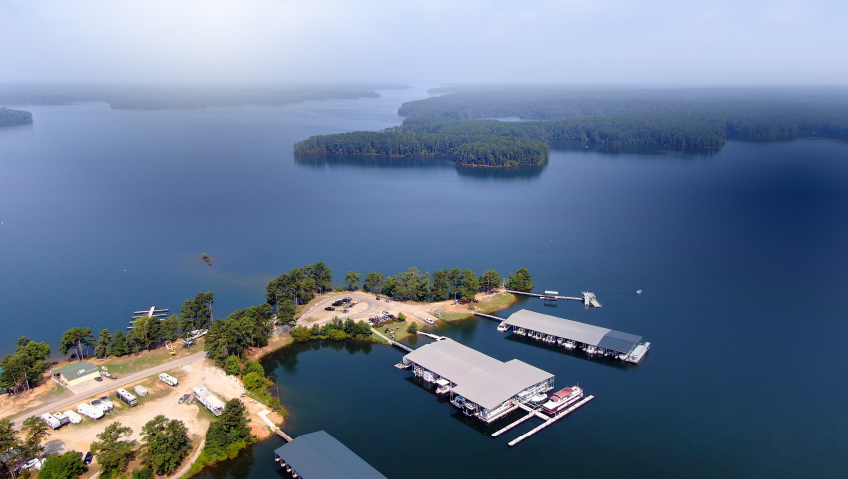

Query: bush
[224,356,241,376]
[242,372,271,391]
[131,467,153,479]
[327,329,347,341]
[290,326,311,342]
[241,360,264,377]
[406,322,419,334]
[397,312,407,320]
[39,452,87,479]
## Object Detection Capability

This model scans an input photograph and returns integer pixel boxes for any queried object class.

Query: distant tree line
[0,107,32,127]
[398,87,848,143]
[353,266,531,301]
[293,131,549,166]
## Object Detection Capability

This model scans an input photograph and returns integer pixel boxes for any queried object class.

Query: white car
[89,399,108,414]
[99,396,114,410]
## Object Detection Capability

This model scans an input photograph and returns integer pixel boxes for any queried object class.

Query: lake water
[1,89,847,477]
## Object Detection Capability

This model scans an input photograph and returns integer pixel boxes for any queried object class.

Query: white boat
[636,290,642,294]
[541,386,584,414]
[545,335,555,343]
[584,345,597,355]
[529,393,548,403]
[435,378,451,395]
[556,338,564,345]
[515,328,526,336]
[497,322,508,333]
[564,340,576,349]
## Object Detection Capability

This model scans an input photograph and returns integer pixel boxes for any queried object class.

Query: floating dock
[505,290,602,308]
[399,338,554,423]
[500,309,650,364]
[507,395,594,447]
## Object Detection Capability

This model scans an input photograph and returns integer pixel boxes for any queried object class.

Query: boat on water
[497,322,508,332]
[541,386,584,414]
[529,392,548,403]
[556,337,564,346]
[564,340,576,349]
[435,378,451,395]
[584,345,597,355]
[515,328,526,336]
[636,290,643,294]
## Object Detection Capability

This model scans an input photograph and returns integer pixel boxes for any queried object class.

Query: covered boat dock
[401,338,555,423]
[501,309,649,363]
[273,430,386,479]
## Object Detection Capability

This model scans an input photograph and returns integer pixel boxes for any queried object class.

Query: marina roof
[504,309,642,353]
[52,362,99,377]
[273,431,387,479]
[403,339,553,410]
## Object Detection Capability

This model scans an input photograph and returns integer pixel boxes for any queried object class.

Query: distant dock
[505,290,602,308]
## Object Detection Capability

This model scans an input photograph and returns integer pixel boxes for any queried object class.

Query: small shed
[52,362,100,386]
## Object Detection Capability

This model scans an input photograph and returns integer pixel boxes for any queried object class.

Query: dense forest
[293,131,549,166]
[0,107,33,126]
[296,87,848,164]
[400,87,848,141]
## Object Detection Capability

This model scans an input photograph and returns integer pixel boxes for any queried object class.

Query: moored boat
[497,322,508,333]
[541,386,584,414]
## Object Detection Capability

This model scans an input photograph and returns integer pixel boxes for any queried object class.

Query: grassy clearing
[437,312,474,322]
[476,292,516,313]
[374,320,419,342]
[93,340,204,376]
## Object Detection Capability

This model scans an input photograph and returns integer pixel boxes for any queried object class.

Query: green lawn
[95,340,203,375]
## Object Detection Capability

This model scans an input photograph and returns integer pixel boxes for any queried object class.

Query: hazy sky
[1,0,846,85]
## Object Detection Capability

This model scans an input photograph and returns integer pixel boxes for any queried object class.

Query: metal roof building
[273,431,386,479]
[51,362,101,387]
[503,309,642,354]
[402,338,554,421]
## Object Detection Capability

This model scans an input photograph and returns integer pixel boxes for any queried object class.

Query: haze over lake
[1,89,847,478]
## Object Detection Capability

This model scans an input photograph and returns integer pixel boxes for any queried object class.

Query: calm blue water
[1,90,847,477]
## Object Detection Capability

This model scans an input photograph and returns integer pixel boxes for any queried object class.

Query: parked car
[94,376,103,382]
[83,452,93,465]
[325,307,335,311]
[178,393,191,404]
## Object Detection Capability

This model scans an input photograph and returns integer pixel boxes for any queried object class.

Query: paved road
[10,351,207,426]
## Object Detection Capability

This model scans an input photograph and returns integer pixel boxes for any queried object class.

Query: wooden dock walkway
[491,409,537,437]
[371,327,414,352]
[473,312,504,321]
[258,409,293,442]
[507,395,594,447]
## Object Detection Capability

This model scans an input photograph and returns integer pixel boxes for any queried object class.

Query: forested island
[295,87,848,166]
[293,131,549,166]
[0,107,33,127]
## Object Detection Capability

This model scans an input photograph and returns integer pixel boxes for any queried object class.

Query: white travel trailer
[159,373,178,387]
[133,385,148,397]
[77,402,104,419]
[116,388,138,407]
[51,412,70,426]
[192,385,225,416]
[63,410,82,424]
[40,414,61,429]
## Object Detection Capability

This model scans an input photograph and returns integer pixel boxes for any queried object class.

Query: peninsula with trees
[0,107,33,127]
